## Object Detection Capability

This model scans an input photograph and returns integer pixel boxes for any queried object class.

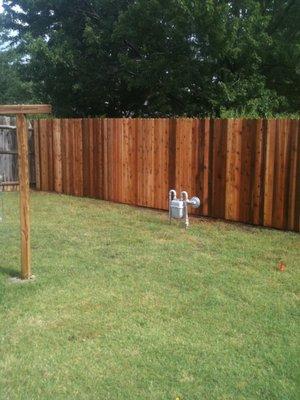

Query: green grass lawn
[0,192,299,400]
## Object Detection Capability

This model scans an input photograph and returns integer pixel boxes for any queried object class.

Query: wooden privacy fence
[33,118,299,232]
[0,116,35,190]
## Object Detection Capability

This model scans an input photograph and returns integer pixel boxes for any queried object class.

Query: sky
[0,1,23,14]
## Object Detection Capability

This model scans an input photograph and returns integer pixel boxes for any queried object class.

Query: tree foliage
[0,43,35,104]
[1,0,299,117]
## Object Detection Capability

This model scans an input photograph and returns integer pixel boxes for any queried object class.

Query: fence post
[16,114,31,279]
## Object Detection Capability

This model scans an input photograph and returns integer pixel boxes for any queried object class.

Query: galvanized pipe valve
[169,190,201,228]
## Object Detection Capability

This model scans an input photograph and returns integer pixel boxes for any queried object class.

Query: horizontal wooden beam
[0,150,34,155]
[0,104,52,115]
[1,181,19,186]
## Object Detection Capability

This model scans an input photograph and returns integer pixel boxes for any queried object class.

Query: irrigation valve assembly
[169,190,201,228]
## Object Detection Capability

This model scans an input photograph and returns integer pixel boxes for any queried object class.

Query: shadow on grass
[0,266,19,278]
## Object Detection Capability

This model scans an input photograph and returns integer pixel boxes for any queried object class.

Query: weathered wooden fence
[0,116,35,190]
[33,118,299,232]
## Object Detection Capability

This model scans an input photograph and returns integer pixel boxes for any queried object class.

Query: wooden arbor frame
[0,105,52,280]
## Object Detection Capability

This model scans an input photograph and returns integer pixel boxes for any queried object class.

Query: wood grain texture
[0,104,52,115]
[94,118,101,199]
[239,119,256,224]
[34,118,300,232]
[53,119,62,193]
[74,119,83,197]
[212,119,228,219]
[252,120,265,226]
[16,114,31,279]
[287,120,299,230]
[294,121,300,231]
[47,120,54,192]
[33,120,41,190]
[264,120,277,227]
[202,119,211,216]
[61,119,69,194]
[39,119,49,191]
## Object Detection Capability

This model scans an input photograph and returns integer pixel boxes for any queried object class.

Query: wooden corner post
[0,105,52,280]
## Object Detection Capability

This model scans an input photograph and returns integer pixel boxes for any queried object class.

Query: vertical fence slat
[33,120,41,190]
[201,119,210,216]
[76,119,83,197]
[263,120,276,227]
[87,118,94,198]
[61,119,66,193]
[145,119,155,208]
[175,118,194,198]
[212,119,228,219]
[287,120,299,230]
[137,119,145,207]
[116,119,124,203]
[271,120,284,227]
[66,119,73,195]
[161,119,170,210]
[48,120,54,192]
[153,119,169,210]
[53,119,62,193]
[225,119,235,220]
[106,119,113,201]
[154,119,162,210]
[39,119,49,191]
[252,120,265,226]
[72,119,77,196]
[102,119,108,200]
[66,118,72,195]
[168,119,176,193]
[294,121,300,231]
[82,119,89,197]
[92,118,100,199]
[239,119,256,224]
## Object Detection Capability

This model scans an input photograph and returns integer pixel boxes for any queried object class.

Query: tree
[1,0,299,116]
[0,44,34,104]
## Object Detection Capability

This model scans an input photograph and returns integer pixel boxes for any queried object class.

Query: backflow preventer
[169,190,201,228]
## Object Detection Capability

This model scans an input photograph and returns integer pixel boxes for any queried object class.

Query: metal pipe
[180,191,189,228]
[169,190,177,222]
[180,191,188,201]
